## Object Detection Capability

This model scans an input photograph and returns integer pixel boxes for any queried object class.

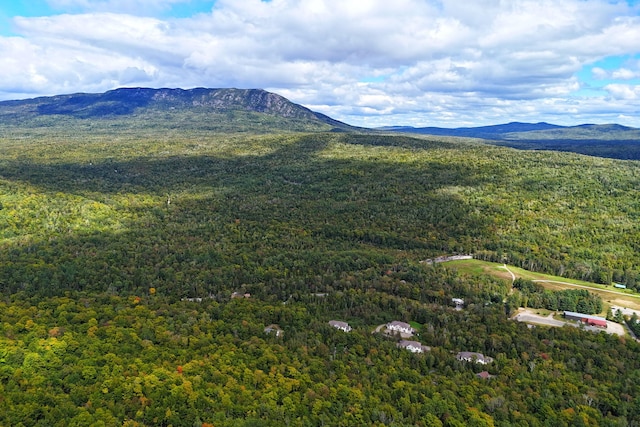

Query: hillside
[0,87,355,133]
[383,122,640,159]
[2,91,640,425]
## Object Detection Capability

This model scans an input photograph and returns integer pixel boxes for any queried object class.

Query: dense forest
[511,279,603,314]
[1,111,640,425]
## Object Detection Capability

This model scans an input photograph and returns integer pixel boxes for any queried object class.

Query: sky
[1,0,640,128]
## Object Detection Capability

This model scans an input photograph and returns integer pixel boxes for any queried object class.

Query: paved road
[513,312,566,327]
[513,309,626,336]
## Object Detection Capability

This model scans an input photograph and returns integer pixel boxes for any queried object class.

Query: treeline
[625,313,640,337]
[511,278,603,314]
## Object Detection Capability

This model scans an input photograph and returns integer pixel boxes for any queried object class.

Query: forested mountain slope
[0,87,354,132]
[1,92,640,425]
[0,129,637,296]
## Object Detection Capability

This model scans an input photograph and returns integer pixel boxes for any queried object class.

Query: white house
[328,320,352,332]
[264,324,284,337]
[452,298,464,310]
[386,321,415,336]
[398,340,429,353]
[456,351,493,365]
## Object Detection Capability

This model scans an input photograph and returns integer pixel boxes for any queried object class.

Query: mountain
[0,87,356,132]
[381,121,640,159]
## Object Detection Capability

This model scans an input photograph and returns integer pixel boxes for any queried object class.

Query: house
[452,298,464,310]
[614,283,627,289]
[563,311,608,328]
[386,321,415,336]
[231,292,251,299]
[328,320,352,332]
[398,340,430,353]
[264,324,284,337]
[456,351,493,365]
[476,371,494,380]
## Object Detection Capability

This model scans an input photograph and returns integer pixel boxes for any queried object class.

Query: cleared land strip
[442,259,640,311]
[532,279,640,300]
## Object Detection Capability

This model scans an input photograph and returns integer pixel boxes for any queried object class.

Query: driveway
[512,308,626,336]
[513,310,566,327]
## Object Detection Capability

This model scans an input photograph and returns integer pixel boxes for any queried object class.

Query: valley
[1,88,640,426]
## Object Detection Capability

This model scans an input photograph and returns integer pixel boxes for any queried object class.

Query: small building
[264,324,284,337]
[452,298,464,310]
[476,371,494,380]
[614,283,627,289]
[457,351,493,365]
[398,340,430,353]
[329,320,352,332]
[231,292,251,299]
[563,311,608,328]
[386,321,415,336]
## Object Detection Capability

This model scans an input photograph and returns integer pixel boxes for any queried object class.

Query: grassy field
[445,258,640,311]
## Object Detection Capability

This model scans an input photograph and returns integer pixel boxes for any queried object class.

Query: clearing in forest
[444,259,640,311]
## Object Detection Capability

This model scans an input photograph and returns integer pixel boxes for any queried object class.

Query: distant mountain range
[1,88,638,159]
[378,122,640,141]
[378,122,640,159]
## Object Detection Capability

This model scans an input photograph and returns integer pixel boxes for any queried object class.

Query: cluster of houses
[265,316,493,373]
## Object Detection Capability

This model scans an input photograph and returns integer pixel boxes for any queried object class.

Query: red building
[563,311,608,328]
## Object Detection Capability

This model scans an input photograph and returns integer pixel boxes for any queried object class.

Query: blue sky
[1,0,640,127]
[0,0,216,32]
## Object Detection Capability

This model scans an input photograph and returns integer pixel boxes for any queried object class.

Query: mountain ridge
[377,121,638,138]
[0,87,355,132]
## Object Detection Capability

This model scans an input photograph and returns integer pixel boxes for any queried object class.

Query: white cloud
[592,67,609,80]
[605,83,640,100]
[612,68,638,79]
[1,0,640,127]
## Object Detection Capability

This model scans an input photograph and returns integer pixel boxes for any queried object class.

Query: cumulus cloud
[605,83,640,100]
[1,0,640,126]
[611,68,638,79]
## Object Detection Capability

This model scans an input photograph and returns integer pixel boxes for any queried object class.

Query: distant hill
[378,122,564,138]
[380,122,640,160]
[0,87,356,133]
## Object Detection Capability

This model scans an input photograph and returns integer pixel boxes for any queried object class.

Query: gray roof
[457,351,493,363]
[563,311,607,322]
[398,340,423,348]
[329,320,350,329]
[387,320,413,329]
